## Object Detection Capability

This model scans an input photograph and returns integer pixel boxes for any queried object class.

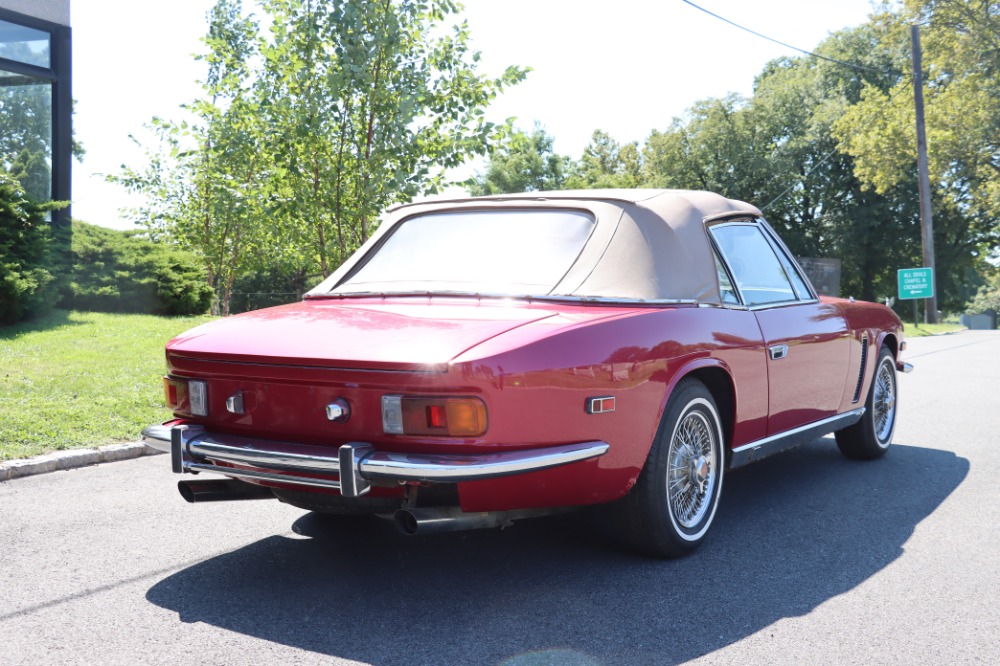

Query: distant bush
[229,267,322,314]
[965,269,1000,315]
[0,173,66,324]
[61,221,213,316]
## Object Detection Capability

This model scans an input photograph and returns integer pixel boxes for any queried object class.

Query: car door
[709,219,850,436]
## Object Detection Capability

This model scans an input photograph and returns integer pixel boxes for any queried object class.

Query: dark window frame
[0,7,71,225]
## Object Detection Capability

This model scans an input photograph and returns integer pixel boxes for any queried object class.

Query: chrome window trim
[745,298,820,312]
[307,292,700,306]
[757,218,819,301]
[706,217,822,311]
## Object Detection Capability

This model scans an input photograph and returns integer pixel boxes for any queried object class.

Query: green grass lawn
[905,322,967,337]
[0,310,214,461]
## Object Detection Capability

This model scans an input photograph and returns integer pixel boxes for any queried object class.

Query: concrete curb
[0,443,165,482]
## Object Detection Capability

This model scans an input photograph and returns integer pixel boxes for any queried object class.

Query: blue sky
[70,0,876,229]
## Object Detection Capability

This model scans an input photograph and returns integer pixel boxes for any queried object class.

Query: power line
[681,0,891,76]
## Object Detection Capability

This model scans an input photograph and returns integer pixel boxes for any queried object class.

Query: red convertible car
[143,189,910,557]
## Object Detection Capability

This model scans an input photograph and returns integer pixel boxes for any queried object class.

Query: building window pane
[0,70,52,201]
[0,19,50,69]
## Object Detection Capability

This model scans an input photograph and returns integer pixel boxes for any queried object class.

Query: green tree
[260,0,526,273]
[640,25,926,303]
[114,0,265,315]
[468,124,567,195]
[565,130,641,189]
[115,0,527,315]
[833,0,1000,306]
[0,172,67,324]
[966,266,1000,315]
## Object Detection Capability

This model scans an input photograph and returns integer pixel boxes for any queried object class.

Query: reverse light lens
[163,377,209,417]
[382,396,404,434]
[188,380,208,416]
[381,395,488,437]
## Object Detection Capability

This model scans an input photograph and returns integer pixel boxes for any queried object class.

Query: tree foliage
[833,0,1000,292]
[114,0,527,315]
[565,130,641,189]
[468,124,567,195]
[966,267,1000,315]
[0,173,66,324]
[469,8,993,310]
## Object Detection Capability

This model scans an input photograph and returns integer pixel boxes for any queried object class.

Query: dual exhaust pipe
[178,479,558,535]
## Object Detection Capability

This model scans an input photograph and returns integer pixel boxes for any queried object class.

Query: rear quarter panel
[450,305,767,510]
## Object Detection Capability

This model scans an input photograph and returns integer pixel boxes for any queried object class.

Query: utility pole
[911,25,938,324]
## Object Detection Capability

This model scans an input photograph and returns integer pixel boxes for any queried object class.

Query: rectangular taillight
[163,377,208,417]
[381,395,487,437]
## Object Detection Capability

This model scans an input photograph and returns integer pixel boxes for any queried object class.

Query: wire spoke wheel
[872,359,897,445]
[615,378,725,558]
[667,411,717,529]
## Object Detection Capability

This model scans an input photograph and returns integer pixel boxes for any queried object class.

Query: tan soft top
[307,189,762,305]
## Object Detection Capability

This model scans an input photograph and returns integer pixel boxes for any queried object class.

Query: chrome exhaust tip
[393,507,511,535]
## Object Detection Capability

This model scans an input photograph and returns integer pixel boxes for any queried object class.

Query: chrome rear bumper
[142,424,609,498]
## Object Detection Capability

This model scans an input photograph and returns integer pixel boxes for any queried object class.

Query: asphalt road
[1,331,998,666]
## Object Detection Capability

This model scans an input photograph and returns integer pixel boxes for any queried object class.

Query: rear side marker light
[382,395,488,437]
[587,396,616,414]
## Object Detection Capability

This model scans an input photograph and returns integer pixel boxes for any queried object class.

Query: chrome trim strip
[730,408,866,468]
[309,291,699,306]
[189,436,353,473]
[852,334,869,404]
[359,442,609,483]
[143,424,610,489]
[185,463,345,491]
[898,362,913,373]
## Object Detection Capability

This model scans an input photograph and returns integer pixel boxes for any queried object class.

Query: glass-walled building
[0,1,71,224]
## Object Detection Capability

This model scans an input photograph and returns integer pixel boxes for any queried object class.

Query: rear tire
[616,378,725,558]
[836,345,897,460]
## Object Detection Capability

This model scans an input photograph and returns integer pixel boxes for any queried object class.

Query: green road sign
[898,267,934,300]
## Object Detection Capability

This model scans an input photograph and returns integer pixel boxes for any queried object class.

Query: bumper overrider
[141,423,610,498]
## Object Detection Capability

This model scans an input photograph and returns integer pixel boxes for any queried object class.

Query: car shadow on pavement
[146,439,967,666]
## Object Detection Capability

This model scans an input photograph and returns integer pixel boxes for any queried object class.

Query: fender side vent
[852,334,869,403]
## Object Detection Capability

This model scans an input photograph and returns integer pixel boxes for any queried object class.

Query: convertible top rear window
[335,210,595,295]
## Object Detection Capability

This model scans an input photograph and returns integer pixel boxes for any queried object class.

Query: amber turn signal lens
[164,377,187,410]
[382,396,488,437]
[163,376,209,417]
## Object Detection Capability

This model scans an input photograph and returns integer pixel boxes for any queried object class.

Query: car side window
[763,227,813,300]
[709,223,796,306]
[713,249,741,305]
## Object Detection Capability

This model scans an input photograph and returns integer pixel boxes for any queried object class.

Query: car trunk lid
[166,299,561,372]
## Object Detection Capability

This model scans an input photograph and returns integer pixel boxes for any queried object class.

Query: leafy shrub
[0,173,66,324]
[229,267,322,314]
[965,269,1000,315]
[61,221,213,316]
